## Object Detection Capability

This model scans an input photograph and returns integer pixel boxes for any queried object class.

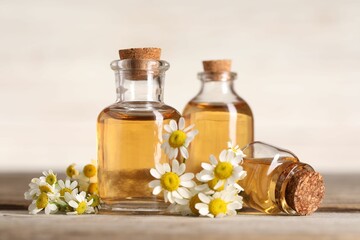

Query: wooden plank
[0,173,359,240]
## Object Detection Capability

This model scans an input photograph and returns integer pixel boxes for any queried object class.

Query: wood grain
[0,173,359,240]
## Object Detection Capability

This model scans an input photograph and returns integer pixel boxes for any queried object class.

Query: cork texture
[286,171,325,215]
[119,48,161,60]
[203,59,232,72]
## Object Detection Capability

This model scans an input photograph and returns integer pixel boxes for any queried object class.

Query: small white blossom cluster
[24,161,100,215]
[149,117,247,218]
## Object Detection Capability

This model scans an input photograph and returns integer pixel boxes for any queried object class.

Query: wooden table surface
[1,173,359,240]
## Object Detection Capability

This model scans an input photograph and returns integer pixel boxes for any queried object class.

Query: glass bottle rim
[110,59,170,72]
[197,71,237,82]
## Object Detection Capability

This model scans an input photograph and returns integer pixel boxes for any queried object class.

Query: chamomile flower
[195,189,243,218]
[40,170,57,185]
[75,160,98,192]
[66,164,79,179]
[149,159,195,204]
[56,179,78,197]
[24,178,54,200]
[65,191,95,215]
[168,188,202,216]
[28,192,58,215]
[161,117,198,159]
[196,150,247,190]
[227,141,246,158]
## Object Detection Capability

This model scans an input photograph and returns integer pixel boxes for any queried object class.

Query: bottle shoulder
[183,97,253,117]
[98,101,181,121]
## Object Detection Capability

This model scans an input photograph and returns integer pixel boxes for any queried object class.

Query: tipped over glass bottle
[239,142,325,215]
[97,48,181,213]
[183,60,253,173]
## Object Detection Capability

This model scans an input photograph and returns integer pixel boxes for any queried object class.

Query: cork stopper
[202,59,231,72]
[119,48,161,60]
[117,48,162,80]
[285,171,325,215]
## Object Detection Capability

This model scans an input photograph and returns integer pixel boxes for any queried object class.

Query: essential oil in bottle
[97,48,181,212]
[239,142,325,215]
[183,60,253,173]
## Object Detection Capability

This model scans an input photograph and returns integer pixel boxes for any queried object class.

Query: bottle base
[99,198,170,215]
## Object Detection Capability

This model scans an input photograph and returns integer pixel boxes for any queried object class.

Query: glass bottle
[97,48,181,212]
[182,60,254,173]
[239,142,325,215]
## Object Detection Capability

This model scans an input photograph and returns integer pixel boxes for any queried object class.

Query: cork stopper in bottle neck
[285,170,325,215]
[200,59,235,81]
[117,48,163,80]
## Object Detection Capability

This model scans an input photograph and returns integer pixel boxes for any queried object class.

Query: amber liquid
[182,101,253,173]
[239,157,298,214]
[97,102,180,211]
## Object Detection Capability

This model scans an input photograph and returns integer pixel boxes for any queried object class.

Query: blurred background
[0,0,359,173]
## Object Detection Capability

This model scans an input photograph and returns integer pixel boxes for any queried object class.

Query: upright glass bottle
[183,60,254,173]
[97,48,181,212]
[239,142,325,215]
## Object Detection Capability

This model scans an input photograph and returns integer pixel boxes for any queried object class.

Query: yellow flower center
[87,195,100,207]
[36,193,49,209]
[87,183,98,195]
[214,162,233,180]
[66,165,78,178]
[45,174,57,185]
[207,177,225,191]
[189,194,201,215]
[83,164,97,178]
[209,198,228,216]
[160,172,180,191]
[60,187,72,196]
[168,130,187,148]
[39,185,52,193]
[76,201,87,214]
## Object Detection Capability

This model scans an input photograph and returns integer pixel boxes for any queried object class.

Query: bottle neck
[115,73,164,103]
[193,72,240,103]
[111,59,168,103]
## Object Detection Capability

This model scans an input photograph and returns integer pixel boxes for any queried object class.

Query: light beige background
[0,0,359,173]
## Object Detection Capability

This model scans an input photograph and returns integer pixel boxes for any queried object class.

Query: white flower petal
[209,155,218,165]
[178,163,186,175]
[172,160,179,174]
[214,180,224,190]
[149,180,161,188]
[179,146,189,159]
[163,163,171,172]
[226,151,235,161]
[152,186,162,195]
[58,180,65,188]
[198,173,214,182]
[70,181,78,189]
[155,163,165,175]
[180,180,195,188]
[173,148,179,159]
[68,200,78,209]
[172,190,183,199]
[228,201,242,210]
[201,163,214,171]
[177,187,191,198]
[164,125,173,133]
[169,119,178,131]
[186,129,198,138]
[174,197,188,205]
[167,191,174,203]
[198,193,211,204]
[178,117,185,130]
[180,173,194,181]
[163,133,170,141]
[183,124,194,132]
[219,150,227,162]
[195,202,208,210]
[198,206,210,216]
[150,168,161,179]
